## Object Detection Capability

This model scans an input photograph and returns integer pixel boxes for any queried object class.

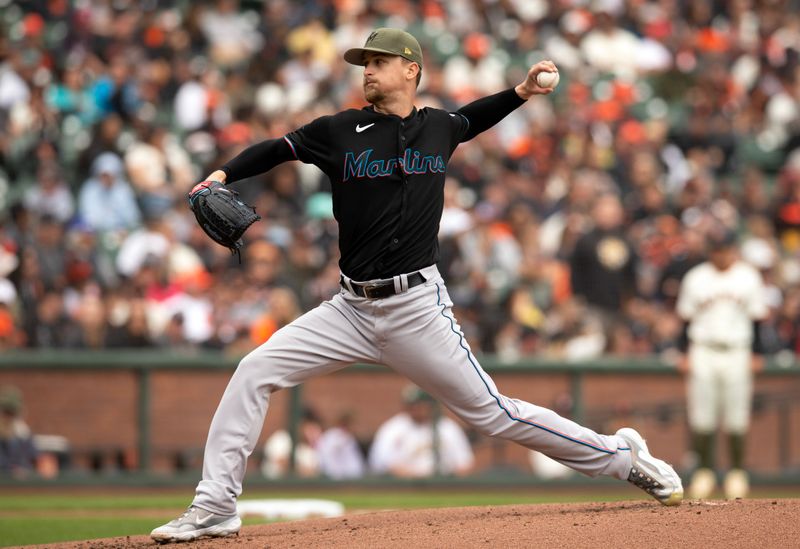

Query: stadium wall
[0,352,798,477]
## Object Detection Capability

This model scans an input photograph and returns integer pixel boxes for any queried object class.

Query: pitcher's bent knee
[230,347,286,394]
[462,407,515,438]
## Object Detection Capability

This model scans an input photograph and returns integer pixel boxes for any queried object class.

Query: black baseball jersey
[284,106,468,280]
[223,88,526,281]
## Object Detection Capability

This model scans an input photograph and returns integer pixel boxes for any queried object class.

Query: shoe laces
[628,466,663,495]
[179,507,197,520]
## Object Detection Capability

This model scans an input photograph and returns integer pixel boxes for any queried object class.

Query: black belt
[341,271,426,299]
[697,341,743,352]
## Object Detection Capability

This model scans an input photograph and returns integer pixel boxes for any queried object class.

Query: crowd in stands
[1,0,800,363]
[260,387,475,481]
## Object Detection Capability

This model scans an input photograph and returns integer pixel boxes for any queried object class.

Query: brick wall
[1,367,798,475]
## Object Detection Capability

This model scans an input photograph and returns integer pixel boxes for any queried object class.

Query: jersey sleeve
[454,87,527,143]
[747,269,769,320]
[221,138,296,183]
[675,270,698,320]
[447,111,470,147]
[284,115,334,169]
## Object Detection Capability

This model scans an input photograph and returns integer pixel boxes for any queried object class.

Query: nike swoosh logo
[195,512,231,527]
[356,123,375,133]
[195,515,215,527]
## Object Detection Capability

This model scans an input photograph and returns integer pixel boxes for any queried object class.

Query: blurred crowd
[259,386,476,481]
[1,379,477,479]
[1,0,800,362]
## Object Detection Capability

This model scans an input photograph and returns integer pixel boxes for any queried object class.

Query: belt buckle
[362,283,383,299]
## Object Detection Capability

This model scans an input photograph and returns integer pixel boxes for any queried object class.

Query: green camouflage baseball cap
[344,28,423,68]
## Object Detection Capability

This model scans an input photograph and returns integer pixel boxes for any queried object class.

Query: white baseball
[536,70,560,89]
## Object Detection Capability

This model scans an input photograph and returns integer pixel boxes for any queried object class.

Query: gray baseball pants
[193,265,632,515]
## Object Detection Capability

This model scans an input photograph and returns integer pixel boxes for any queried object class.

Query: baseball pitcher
[152,28,683,542]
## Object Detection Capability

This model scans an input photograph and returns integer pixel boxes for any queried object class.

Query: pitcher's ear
[407,62,420,81]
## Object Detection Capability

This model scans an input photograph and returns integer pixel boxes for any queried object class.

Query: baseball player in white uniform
[368,386,474,478]
[151,28,683,542]
[676,230,767,499]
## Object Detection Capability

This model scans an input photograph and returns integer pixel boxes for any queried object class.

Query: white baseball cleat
[688,467,717,499]
[617,428,684,506]
[150,506,241,543]
[724,468,749,500]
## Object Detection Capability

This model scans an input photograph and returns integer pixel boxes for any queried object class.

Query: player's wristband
[752,320,764,354]
[677,322,689,353]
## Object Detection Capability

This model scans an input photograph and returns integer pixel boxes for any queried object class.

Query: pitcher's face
[362,53,410,104]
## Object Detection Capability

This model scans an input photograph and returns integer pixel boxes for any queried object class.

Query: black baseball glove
[188,180,261,259]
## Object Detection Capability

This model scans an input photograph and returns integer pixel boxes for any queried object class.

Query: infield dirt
[42,498,799,548]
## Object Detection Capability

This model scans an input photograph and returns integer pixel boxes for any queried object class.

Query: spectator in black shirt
[657,227,706,306]
[570,194,638,313]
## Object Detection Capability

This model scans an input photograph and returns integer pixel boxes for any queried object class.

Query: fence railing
[1,349,798,477]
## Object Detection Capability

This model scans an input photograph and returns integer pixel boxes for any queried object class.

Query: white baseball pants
[687,343,753,434]
[193,265,632,515]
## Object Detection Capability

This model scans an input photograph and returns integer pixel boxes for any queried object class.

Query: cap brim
[343,47,402,66]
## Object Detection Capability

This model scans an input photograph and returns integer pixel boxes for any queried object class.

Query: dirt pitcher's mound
[51,499,799,549]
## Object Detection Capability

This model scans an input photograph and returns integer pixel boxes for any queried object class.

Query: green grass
[0,516,276,547]
[1,487,797,546]
[0,488,628,546]
[0,517,160,547]
[0,489,632,513]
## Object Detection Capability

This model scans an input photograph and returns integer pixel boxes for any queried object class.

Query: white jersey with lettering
[677,260,767,347]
